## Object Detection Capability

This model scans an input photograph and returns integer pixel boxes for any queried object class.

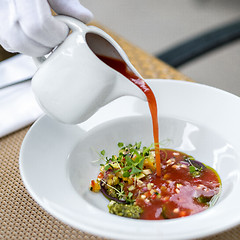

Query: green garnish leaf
[189,166,196,174]
[128,192,133,198]
[123,171,130,178]
[116,183,125,199]
[131,166,142,175]
[185,156,203,178]
[126,155,133,165]
[100,150,105,156]
[126,192,135,204]
[138,158,145,170]
[196,196,212,205]
[189,165,202,177]
[118,142,124,148]
[104,164,111,171]
[135,142,142,150]
[123,153,144,177]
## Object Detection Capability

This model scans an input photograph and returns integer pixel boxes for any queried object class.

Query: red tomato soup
[134,149,221,220]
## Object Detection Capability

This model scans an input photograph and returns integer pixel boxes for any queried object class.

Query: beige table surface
[0,24,239,240]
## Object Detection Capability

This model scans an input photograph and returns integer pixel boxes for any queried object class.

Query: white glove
[0,0,93,57]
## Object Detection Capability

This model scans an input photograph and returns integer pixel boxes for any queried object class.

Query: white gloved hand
[0,0,93,57]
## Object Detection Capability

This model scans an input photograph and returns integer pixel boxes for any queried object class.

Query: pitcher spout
[102,72,147,107]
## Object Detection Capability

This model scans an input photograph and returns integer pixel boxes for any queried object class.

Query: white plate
[20,79,240,240]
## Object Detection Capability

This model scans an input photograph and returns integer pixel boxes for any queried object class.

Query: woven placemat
[0,25,239,240]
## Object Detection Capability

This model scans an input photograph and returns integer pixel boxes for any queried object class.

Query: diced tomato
[97,172,104,179]
[144,191,151,198]
[151,193,157,200]
[179,211,187,217]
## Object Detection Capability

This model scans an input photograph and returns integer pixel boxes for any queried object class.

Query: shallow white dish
[20,79,240,240]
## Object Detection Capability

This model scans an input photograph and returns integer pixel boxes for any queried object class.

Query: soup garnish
[90,142,221,220]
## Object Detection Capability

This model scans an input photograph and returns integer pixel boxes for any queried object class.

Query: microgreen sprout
[101,179,125,199]
[98,142,155,205]
[185,156,203,177]
[126,192,135,204]
[116,183,125,199]
[118,142,124,148]
[91,148,106,163]
[100,150,105,156]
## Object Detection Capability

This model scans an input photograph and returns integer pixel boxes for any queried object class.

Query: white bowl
[19,79,240,240]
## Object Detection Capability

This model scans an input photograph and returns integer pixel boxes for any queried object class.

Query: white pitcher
[32,15,146,124]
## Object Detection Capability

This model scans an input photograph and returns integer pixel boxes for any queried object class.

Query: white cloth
[0,81,43,138]
[0,0,93,57]
[0,54,42,138]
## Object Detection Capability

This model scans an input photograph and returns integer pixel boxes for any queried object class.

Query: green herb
[101,180,125,199]
[126,192,135,204]
[123,171,130,178]
[184,156,204,177]
[128,192,133,198]
[189,165,196,174]
[100,150,105,156]
[122,153,144,177]
[98,142,155,206]
[190,167,202,177]
[161,205,169,219]
[118,142,124,148]
[195,195,212,205]
[104,164,111,171]
[142,143,154,156]
[116,183,125,199]
[135,142,142,150]
[102,142,147,178]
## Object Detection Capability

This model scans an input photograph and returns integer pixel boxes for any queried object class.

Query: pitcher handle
[33,15,89,67]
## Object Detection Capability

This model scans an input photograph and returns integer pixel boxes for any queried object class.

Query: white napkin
[0,55,43,138]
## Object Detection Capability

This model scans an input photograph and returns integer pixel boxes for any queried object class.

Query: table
[0,24,239,240]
